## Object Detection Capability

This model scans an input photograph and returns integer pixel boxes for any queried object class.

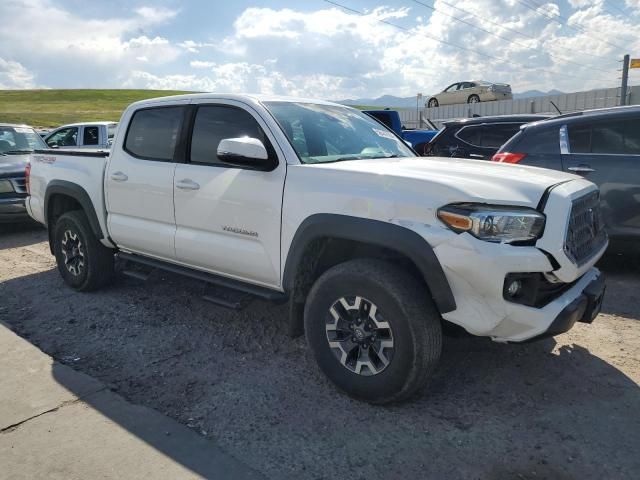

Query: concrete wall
[398,85,640,129]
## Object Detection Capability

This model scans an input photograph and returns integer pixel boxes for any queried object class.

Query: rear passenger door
[106,102,189,260]
[172,100,286,288]
[564,118,640,237]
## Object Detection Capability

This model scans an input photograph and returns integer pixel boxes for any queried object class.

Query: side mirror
[217,137,272,169]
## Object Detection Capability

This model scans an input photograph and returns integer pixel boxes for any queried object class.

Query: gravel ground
[1,223,639,480]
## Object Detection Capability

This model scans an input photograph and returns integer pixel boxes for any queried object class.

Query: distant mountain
[513,89,565,99]
[337,89,566,108]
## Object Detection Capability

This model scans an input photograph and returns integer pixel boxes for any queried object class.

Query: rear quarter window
[480,123,522,148]
[455,125,481,146]
[515,127,560,154]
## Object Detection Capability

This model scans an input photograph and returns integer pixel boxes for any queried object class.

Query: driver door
[439,83,459,105]
[173,100,286,288]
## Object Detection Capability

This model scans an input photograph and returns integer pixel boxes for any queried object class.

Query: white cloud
[0,58,36,89]
[190,61,217,69]
[2,1,639,98]
[0,0,180,87]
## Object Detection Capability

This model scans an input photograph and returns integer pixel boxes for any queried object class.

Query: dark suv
[425,114,549,159]
[494,106,640,241]
[0,124,48,223]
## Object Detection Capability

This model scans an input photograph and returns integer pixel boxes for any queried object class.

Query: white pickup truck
[44,121,117,149]
[26,94,607,403]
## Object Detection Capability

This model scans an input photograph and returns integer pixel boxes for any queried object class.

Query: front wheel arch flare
[283,214,456,335]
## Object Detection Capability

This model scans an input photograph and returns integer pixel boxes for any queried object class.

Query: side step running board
[115,252,288,302]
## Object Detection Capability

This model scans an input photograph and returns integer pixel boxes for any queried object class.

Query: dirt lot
[1,223,639,480]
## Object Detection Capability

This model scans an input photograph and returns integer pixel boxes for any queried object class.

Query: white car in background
[45,121,117,149]
[427,81,512,107]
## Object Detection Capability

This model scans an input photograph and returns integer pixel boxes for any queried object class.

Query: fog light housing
[507,280,522,297]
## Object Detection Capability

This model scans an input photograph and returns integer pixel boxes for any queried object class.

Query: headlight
[437,203,545,244]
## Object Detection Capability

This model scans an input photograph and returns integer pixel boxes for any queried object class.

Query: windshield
[265,102,415,164]
[0,126,48,154]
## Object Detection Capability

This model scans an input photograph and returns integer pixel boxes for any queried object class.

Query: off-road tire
[304,258,442,404]
[53,210,114,291]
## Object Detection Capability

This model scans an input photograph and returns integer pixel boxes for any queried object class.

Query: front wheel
[428,98,439,108]
[53,210,114,291]
[304,259,442,404]
[467,94,480,104]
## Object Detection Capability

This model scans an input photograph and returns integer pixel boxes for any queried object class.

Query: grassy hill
[0,89,192,128]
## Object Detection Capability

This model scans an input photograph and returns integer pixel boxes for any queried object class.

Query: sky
[0,0,639,100]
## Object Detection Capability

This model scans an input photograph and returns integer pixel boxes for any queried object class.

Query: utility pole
[416,93,423,128]
[620,54,630,106]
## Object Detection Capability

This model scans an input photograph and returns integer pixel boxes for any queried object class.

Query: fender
[44,180,104,240]
[283,214,456,314]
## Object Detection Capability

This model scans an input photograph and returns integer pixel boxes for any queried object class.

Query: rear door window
[124,107,184,161]
[568,118,640,155]
[83,126,99,146]
[624,119,640,154]
[568,124,591,153]
[592,121,626,154]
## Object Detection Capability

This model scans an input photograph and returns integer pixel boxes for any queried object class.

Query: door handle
[176,179,200,191]
[469,153,484,158]
[110,171,128,182]
[568,165,595,173]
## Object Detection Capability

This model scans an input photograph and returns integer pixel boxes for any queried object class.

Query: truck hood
[0,154,29,178]
[308,156,578,207]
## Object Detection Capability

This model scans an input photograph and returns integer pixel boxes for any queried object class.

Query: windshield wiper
[4,150,33,155]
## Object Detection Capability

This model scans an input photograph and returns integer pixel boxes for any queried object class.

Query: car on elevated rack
[427,81,512,108]
[425,114,550,160]
[26,93,606,404]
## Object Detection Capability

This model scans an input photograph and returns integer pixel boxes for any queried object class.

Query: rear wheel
[467,94,480,104]
[53,210,114,291]
[304,259,442,404]
[428,98,439,108]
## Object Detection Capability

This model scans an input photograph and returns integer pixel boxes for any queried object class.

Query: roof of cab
[56,121,118,127]
[127,93,346,109]
[523,104,640,130]
[443,114,550,126]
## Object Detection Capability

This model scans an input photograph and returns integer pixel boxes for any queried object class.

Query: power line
[411,0,614,74]
[517,0,627,51]
[434,0,615,63]
[323,0,613,83]
[602,1,626,17]
[324,0,500,61]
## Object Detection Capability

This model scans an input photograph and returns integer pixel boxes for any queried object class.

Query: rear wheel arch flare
[44,181,104,253]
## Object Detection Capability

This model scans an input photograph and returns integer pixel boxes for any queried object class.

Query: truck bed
[27,149,110,242]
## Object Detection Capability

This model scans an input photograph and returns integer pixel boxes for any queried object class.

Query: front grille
[564,191,607,266]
